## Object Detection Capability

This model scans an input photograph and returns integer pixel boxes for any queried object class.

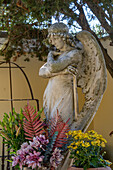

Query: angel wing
[73,31,107,132]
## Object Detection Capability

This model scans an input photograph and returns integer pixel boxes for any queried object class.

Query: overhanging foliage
[0,0,113,77]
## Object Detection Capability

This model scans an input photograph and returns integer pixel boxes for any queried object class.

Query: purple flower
[21,142,29,149]
[50,148,64,168]
[30,135,49,150]
[12,155,20,167]
[12,135,48,169]
[29,140,41,149]
[26,151,44,169]
[37,135,49,145]
[24,145,33,154]
[19,153,26,163]
[17,143,33,155]
[13,142,34,169]
[12,153,26,170]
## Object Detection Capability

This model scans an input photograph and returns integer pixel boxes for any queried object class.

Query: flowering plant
[67,130,112,170]
[0,108,25,151]
[5,104,70,170]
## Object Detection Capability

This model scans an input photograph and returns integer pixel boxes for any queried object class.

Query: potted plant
[0,104,70,170]
[0,108,25,152]
[66,130,112,170]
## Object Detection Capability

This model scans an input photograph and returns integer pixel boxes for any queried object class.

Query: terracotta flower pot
[68,166,111,170]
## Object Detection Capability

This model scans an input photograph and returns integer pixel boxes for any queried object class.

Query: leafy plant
[23,104,45,140]
[47,110,70,149]
[11,104,70,170]
[0,108,25,151]
[43,110,70,167]
[67,130,112,170]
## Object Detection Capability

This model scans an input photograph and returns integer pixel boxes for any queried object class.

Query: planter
[68,167,111,170]
[23,167,46,170]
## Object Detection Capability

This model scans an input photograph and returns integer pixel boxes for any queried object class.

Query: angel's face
[49,34,65,50]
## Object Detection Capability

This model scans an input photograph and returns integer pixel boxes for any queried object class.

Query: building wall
[0,57,48,157]
[93,38,113,165]
[0,38,113,164]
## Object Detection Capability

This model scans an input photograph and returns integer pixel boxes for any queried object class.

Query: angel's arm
[47,49,83,73]
[39,62,69,78]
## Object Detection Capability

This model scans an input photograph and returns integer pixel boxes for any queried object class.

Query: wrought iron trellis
[0,60,39,170]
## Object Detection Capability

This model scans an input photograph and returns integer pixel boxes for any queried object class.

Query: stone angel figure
[39,22,107,132]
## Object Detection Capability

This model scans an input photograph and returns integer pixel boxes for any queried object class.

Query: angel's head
[48,23,76,51]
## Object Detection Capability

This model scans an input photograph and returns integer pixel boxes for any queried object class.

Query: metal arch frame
[0,60,39,170]
[0,61,39,110]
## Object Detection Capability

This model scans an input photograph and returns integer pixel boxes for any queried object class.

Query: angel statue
[39,22,107,132]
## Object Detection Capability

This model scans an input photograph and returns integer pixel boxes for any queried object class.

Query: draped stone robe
[39,49,83,125]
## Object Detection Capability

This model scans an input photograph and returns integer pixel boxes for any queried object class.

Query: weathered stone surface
[39,23,107,169]
[39,23,107,132]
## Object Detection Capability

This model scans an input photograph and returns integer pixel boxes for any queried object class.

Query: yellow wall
[85,38,113,166]
[0,58,48,113]
[93,38,113,165]
[0,57,48,157]
[0,38,113,165]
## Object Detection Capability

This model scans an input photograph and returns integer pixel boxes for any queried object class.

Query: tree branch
[76,5,113,78]
[16,0,29,12]
[61,3,113,78]
[85,0,113,44]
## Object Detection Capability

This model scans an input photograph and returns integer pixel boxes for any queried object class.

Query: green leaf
[9,122,13,128]
[6,159,12,163]
[90,159,98,168]
[9,112,12,118]
[9,151,16,155]
[3,113,9,118]
[43,131,58,163]
[84,164,88,170]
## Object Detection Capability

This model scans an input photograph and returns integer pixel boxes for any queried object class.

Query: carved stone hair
[48,22,77,47]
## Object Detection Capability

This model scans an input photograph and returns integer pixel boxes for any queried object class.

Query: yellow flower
[76,151,79,154]
[82,142,90,148]
[91,141,96,146]
[66,133,68,138]
[96,140,101,146]
[74,136,78,140]
[84,133,88,138]
[102,138,107,143]
[67,130,108,156]
[105,160,112,166]
[67,145,72,149]
[90,130,95,133]
[75,141,81,146]
[85,142,90,148]
[68,131,72,135]
[82,143,86,147]
[101,142,105,147]
[70,142,75,146]
[73,146,77,150]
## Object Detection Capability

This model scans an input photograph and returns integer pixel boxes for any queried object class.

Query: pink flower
[24,145,33,154]
[50,148,64,168]
[13,142,33,169]
[21,142,29,149]
[26,151,44,169]
[17,143,33,155]
[12,135,48,169]
[12,153,26,170]
[37,135,49,145]
[30,135,49,150]
[29,140,41,149]
[12,155,20,167]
